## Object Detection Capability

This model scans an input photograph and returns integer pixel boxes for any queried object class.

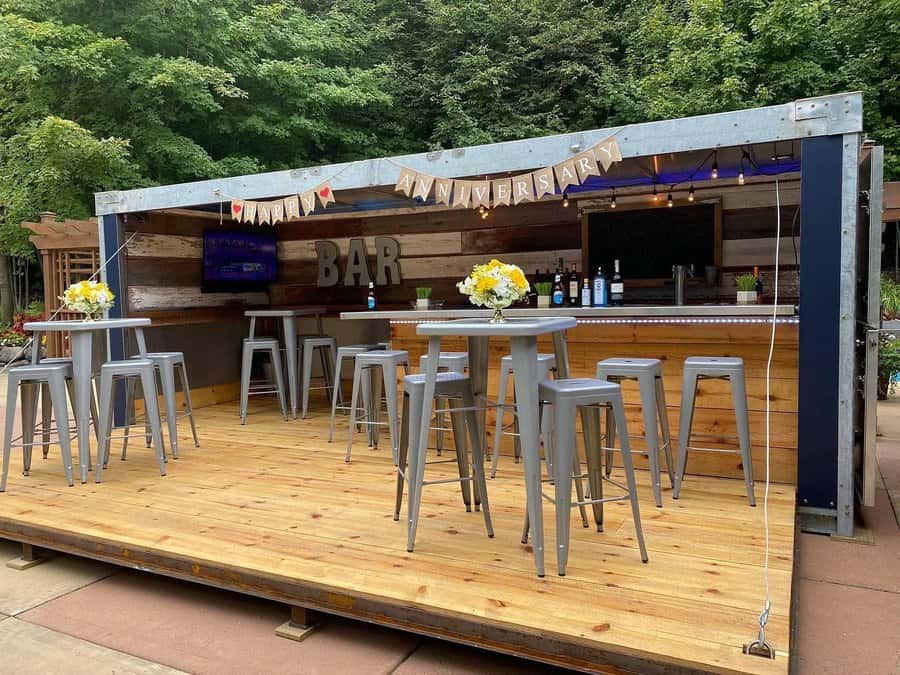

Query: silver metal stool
[124,352,199,459]
[528,378,648,575]
[301,335,338,418]
[95,359,166,483]
[491,353,556,477]
[35,356,99,460]
[398,372,493,552]
[596,357,675,507]
[345,350,409,463]
[1,362,75,491]
[240,338,288,424]
[328,343,386,443]
[419,352,468,456]
[673,357,756,506]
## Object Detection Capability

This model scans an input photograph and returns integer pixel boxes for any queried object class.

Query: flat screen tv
[202,230,277,292]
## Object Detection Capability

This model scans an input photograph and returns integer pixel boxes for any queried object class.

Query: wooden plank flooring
[0,399,794,675]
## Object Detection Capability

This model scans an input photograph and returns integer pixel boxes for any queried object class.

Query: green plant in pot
[735,273,757,305]
[535,281,553,308]
[415,287,432,309]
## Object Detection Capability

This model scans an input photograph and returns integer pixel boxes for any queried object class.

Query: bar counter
[342,303,799,485]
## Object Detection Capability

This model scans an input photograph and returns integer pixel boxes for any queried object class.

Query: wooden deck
[0,399,794,675]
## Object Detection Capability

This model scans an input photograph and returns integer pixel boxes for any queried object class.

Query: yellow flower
[509,268,527,291]
[476,275,498,293]
[487,259,502,270]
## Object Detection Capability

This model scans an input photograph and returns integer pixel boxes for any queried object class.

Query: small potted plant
[735,274,757,305]
[534,281,553,308]
[415,287,432,310]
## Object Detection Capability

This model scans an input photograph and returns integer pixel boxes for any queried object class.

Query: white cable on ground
[0,229,139,376]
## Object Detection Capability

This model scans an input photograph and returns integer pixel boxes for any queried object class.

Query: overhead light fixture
[610,188,617,209]
[738,149,749,185]
[667,190,674,208]
[711,151,719,180]
[688,182,695,202]
[562,191,570,207]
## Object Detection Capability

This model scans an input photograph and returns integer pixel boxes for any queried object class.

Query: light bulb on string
[480,208,489,220]
[667,189,674,208]
[652,182,659,201]
[610,188,617,209]
[562,191,569,207]
[711,151,719,180]
[688,182,695,202]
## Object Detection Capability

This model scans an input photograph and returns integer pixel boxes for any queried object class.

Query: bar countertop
[340,304,797,321]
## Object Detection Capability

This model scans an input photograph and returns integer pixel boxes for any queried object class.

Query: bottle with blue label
[367,282,376,309]
[552,273,565,306]
[592,267,608,307]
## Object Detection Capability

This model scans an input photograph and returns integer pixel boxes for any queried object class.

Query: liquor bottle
[567,263,579,306]
[367,282,376,310]
[552,272,565,306]
[610,259,624,306]
[592,267,608,307]
[580,278,591,307]
[753,265,764,303]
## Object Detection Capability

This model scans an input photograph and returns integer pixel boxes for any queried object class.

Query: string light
[688,182,695,202]
[652,182,659,201]
[562,191,569,207]
[738,149,750,185]
[666,189,674,207]
[610,187,617,209]
[480,209,489,220]
[711,151,719,180]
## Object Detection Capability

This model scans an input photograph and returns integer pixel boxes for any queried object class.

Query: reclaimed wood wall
[124,177,800,313]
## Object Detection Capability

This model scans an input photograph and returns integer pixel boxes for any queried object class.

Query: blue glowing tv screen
[202,230,277,292]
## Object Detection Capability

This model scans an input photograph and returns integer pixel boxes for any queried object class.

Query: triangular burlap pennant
[553,159,579,191]
[300,191,316,216]
[243,201,257,224]
[451,180,472,208]
[257,201,272,225]
[317,182,335,208]
[270,199,285,224]
[532,167,555,199]
[434,178,453,206]
[412,173,434,201]
[594,136,622,172]
[394,166,417,197]
[471,181,490,209]
[511,174,535,205]
[574,150,601,182]
[284,195,300,220]
[491,178,511,207]
[231,200,244,221]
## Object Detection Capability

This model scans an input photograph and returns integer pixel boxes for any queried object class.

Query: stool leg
[139,368,167,477]
[638,372,664,508]
[571,427,590,528]
[345,360,363,462]
[361,367,374,446]
[462,387,493,538]
[394,393,411,520]
[490,369,510,478]
[542,402,554,480]
[371,367,383,448]
[655,376,675,488]
[605,404,616,477]
[121,377,136,462]
[270,347,288,421]
[158,361,180,460]
[730,370,756,506]
[512,386,522,463]
[613,398,648,562]
[94,371,114,483]
[553,398,577,575]
[406,388,428,552]
[583,406,605,532]
[20,383,37,476]
[40,382,51,459]
[673,370,698,499]
[1,376,20,491]
[382,364,400,465]
[448,399,472,512]
[301,342,314,419]
[48,376,74,487]
[435,395,445,457]
[328,352,344,442]
[240,342,252,424]
[177,362,200,448]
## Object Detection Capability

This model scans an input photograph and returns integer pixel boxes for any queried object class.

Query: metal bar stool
[240,337,288,424]
[1,362,75,491]
[399,372,493,552]
[123,352,199,460]
[345,350,409,463]
[596,357,675,507]
[300,335,338,418]
[328,344,387,443]
[95,359,167,482]
[35,356,99,460]
[419,352,468,456]
[490,353,556,476]
[673,356,756,506]
[526,378,648,575]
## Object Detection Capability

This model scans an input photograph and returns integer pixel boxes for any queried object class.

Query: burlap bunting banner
[532,167,555,199]
[243,200,257,224]
[511,174,535,205]
[230,179,338,226]
[317,182,335,208]
[299,191,316,216]
[491,178,511,207]
[284,195,300,220]
[257,201,272,225]
[471,181,491,209]
[270,199,285,224]
[451,180,472,208]
[412,174,434,201]
[434,178,453,206]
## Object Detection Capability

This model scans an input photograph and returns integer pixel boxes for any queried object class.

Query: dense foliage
[0,0,897,256]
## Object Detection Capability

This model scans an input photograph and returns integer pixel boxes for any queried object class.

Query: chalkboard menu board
[587,203,717,279]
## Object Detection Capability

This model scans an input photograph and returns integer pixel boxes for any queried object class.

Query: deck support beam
[6,542,51,570]
[275,606,318,642]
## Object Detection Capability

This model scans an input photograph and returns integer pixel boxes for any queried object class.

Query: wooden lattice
[21,212,100,357]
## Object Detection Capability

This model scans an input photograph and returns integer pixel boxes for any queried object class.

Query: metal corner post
[99,213,128,424]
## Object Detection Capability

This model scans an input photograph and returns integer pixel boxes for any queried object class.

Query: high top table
[244,308,326,419]
[24,318,152,484]
[414,316,576,577]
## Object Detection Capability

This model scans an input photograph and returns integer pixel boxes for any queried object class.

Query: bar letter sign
[316,237,401,287]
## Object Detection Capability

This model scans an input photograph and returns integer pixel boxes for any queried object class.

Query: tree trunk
[0,255,14,324]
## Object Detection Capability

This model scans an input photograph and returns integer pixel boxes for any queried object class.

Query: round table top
[24,317,152,332]
[244,308,326,317]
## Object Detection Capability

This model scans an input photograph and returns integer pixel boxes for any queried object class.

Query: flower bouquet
[61,280,115,320]
[457,259,530,323]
